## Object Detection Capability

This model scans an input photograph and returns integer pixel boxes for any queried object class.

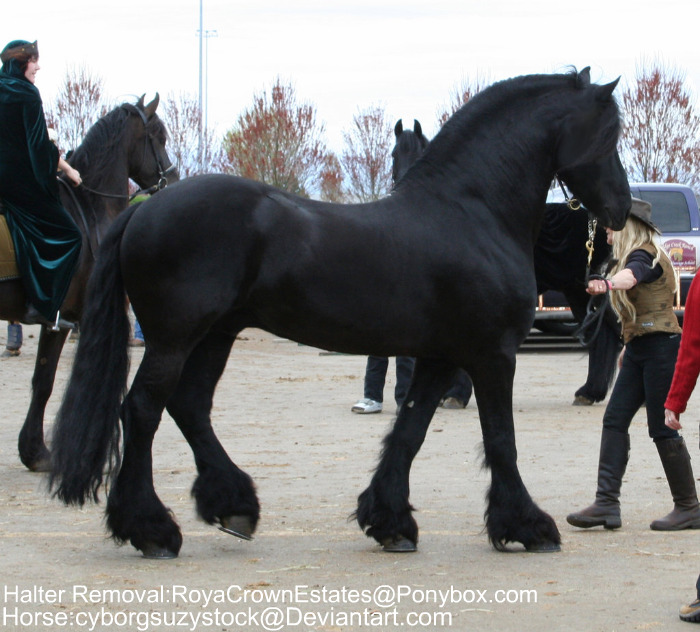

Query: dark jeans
[603,332,681,442]
[363,356,415,406]
[444,368,473,404]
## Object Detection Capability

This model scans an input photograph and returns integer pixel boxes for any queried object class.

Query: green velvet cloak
[0,54,81,320]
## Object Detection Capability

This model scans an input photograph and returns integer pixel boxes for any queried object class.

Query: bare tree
[45,65,108,153]
[436,75,491,127]
[221,78,332,197]
[318,152,346,202]
[620,61,700,189]
[340,105,393,202]
[161,92,223,177]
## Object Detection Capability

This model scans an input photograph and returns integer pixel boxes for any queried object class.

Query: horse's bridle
[555,175,581,211]
[76,103,176,201]
[57,104,176,258]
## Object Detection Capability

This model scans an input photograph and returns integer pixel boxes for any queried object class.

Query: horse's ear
[575,67,591,89]
[413,119,422,137]
[144,93,160,118]
[395,119,403,137]
[137,94,146,108]
[595,77,620,102]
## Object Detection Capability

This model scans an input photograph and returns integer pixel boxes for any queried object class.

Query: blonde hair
[608,216,676,322]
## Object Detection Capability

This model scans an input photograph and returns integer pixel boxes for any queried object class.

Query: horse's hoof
[141,544,178,560]
[381,536,417,552]
[524,541,561,553]
[218,515,254,540]
[27,458,52,473]
[22,448,52,473]
[572,395,594,406]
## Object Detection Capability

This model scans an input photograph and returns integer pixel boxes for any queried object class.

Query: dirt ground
[1,326,700,632]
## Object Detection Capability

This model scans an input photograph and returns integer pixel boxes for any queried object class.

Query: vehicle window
[638,191,691,232]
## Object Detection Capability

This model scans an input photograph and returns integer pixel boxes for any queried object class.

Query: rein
[58,178,100,259]
[574,213,612,348]
[79,179,173,202]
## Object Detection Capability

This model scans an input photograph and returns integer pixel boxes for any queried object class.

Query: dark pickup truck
[535,182,700,332]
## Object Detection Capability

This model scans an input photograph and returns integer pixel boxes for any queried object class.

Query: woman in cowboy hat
[567,197,700,533]
[0,39,81,330]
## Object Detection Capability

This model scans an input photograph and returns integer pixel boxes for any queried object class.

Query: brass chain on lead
[585,216,598,269]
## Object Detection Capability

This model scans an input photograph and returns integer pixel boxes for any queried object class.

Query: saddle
[0,203,21,281]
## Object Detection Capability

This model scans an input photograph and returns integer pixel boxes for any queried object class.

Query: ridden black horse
[0,94,177,471]
[50,68,630,558]
[393,119,621,407]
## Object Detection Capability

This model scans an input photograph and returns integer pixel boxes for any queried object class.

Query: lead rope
[574,213,612,347]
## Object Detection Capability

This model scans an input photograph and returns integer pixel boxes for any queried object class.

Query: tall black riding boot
[650,437,700,531]
[567,428,630,529]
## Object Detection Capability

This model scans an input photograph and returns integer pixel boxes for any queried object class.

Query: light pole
[203,30,218,139]
[197,3,217,171]
[198,0,203,170]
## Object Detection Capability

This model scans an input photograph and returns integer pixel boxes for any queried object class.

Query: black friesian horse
[392,118,429,184]
[0,94,177,471]
[51,68,630,558]
[393,119,621,406]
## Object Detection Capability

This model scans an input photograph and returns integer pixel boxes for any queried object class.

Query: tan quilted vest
[621,244,681,343]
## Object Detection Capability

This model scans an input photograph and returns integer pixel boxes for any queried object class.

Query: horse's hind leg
[105,348,190,559]
[470,355,561,552]
[356,359,457,552]
[18,328,69,471]
[165,330,260,541]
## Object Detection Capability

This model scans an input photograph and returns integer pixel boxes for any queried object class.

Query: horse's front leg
[356,359,457,552]
[166,331,260,541]
[471,355,561,552]
[18,327,69,471]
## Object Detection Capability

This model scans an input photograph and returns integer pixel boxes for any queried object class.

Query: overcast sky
[4,0,699,151]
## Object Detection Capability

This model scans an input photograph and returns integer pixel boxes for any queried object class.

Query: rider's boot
[21,305,75,331]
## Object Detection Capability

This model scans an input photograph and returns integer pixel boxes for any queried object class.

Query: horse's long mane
[67,102,167,186]
[418,69,621,175]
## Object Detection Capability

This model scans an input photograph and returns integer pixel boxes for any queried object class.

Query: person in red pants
[665,269,700,623]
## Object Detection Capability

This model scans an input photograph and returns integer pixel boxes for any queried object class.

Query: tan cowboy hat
[629,197,661,235]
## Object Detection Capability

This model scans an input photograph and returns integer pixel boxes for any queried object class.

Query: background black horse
[534,203,622,403]
[0,94,177,471]
[50,69,630,559]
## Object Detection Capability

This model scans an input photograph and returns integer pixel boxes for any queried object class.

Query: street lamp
[203,30,218,136]
[198,0,203,169]
[196,2,217,170]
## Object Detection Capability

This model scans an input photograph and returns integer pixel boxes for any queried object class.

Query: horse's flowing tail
[50,204,140,505]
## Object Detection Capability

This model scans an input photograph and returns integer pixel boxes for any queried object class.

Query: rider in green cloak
[0,39,81,329]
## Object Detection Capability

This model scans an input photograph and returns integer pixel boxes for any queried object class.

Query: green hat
[1,40,38,64]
